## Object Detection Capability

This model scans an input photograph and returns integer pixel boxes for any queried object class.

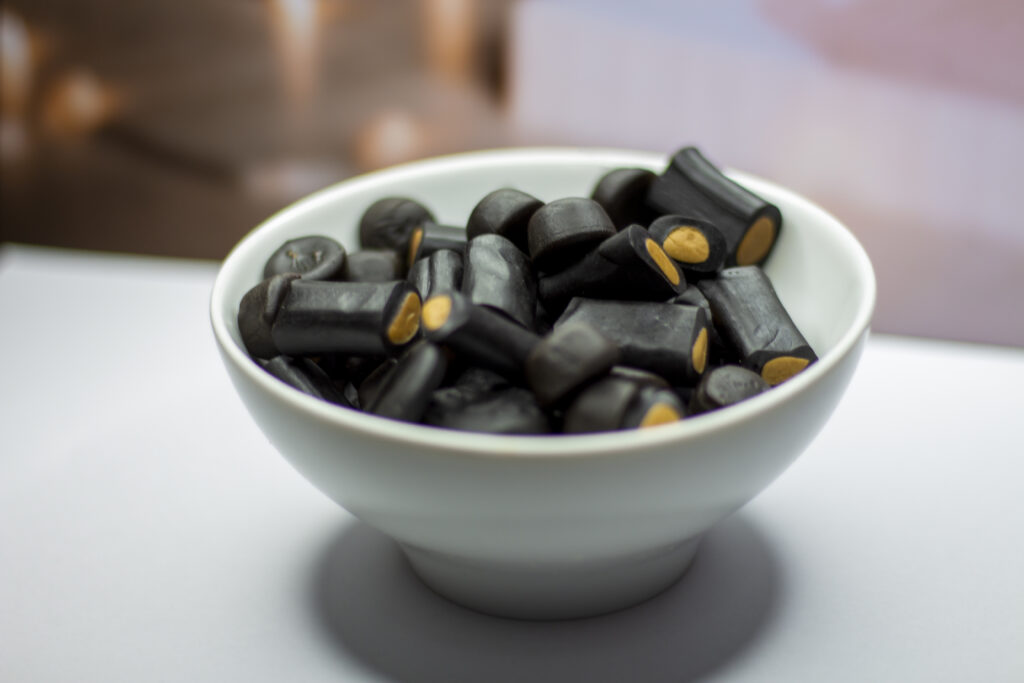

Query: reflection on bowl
[210,148,875,619]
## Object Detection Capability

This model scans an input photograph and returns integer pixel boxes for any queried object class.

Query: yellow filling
[639,402,681,428]
[691,327,708,374]
[407,226,424,266]
[386,292,422,345]
[421,294,453,331]
[761,356,810,386]
[736,215,775,266]
[663,226,710,264]
[644,238,680,285]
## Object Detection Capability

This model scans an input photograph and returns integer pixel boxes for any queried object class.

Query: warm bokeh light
[421,0,478,84]
[42,68,117,137]
[267,0,323,122]
[0,8,32,116]
[352,108,429,171]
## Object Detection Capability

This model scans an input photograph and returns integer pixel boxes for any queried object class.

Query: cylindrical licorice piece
[407,222,467,267]
[420,290,540,380]
[689,364,770,415]
[407,248,464,299]
[668,285,731,363]
[555,298,709,385]
[343,249,405,282]
[462,234,538,329]
[263,235,346,281]
[527,197,617,273]
[647,147,782,267]
[538,224,684,308]
[365,341,449,422]
[359,197,434,252]
[423,386,552,434]
[620,385,687,429]
[648,215,727,278]
[524,322,620,407]
[590,167,658,230]
[238,274,422,359]
[356,357,398,409]
[563,372,683,433]
[260,355,352,408]
[466,188,543,253]
[697,266,816,385]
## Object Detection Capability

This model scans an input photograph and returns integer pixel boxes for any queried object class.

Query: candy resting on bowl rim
[209,148,876,620]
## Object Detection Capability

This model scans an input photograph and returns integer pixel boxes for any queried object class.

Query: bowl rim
[210,146,876,458]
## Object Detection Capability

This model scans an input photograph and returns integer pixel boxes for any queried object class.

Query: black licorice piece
[648,215,728,278]
[689,365,770,415]
[462,234,538,329]
[408,222,467,267]
[420,290,540,380]
[407,248,464,299]
[555,298,709,385]
[423,386,552,434]
[669,285,730,362]
[359,197,434,252]
[357,357,399,409]
[563,374,684,433]
[524,322,620,407]
[263,235,346,281]
[620,385,687,429]
[647,147,782,267]
[260,355,352,407]
[527,197,617,272]
[697,266,816,385]
[366,341,449,422]
[238,275,422,359]
[591,167,658,230]
[538,224,684,308]
[343,249,405,282]
[466,188,544,252]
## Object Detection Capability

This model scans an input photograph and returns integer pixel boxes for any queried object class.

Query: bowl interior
[210,147,875,453]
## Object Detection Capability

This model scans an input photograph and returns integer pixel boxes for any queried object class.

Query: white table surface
[1,244,1022,683]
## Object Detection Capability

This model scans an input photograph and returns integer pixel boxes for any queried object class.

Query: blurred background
[1,0,1022,345]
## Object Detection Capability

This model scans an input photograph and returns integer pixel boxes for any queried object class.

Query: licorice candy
[697,266,816,385]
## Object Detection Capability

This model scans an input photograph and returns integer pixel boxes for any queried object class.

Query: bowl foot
[401,535,702,620]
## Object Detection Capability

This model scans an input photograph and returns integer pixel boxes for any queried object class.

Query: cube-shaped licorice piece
[527,197,616,273]
[538,224,684,308]
[420,290,540,380]
[697,266,816,385]
[408,222,467,267]
[462,233,538,329]
[648,215,728,278]
[590,167,658,230]
[524,322,620,407]
[556,298,708,385]
[647,147,782,267]
[263,235,346,281]
[365,341,449,422]
[408,248,464,299]
[260,355,352,407]
[343,249,405,282]
[689,364,770,414]
[359,196,434,252]
[238,274,422,359]
[466,188,543,253]
[423,385,552,434]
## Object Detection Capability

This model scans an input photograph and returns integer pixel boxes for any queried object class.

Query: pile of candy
[237,147,816,434]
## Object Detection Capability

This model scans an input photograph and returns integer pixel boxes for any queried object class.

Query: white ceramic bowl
[210,148,875,619]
